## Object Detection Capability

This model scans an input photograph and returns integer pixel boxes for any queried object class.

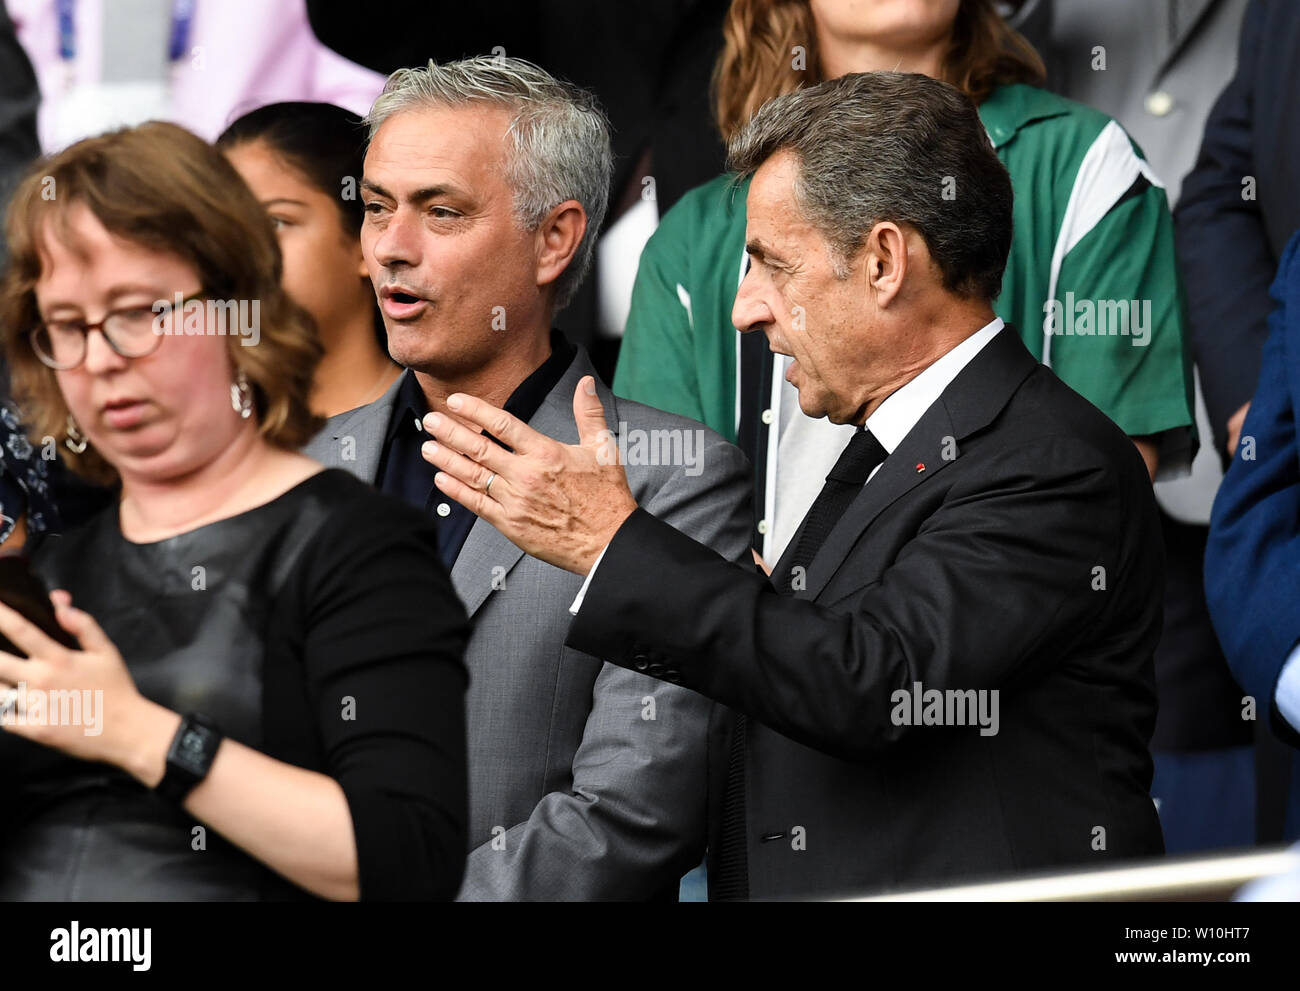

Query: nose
[369,207,420,270]
[81,327,129,375]
[731,265,772,335]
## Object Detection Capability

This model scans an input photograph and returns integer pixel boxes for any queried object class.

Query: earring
[64,414,88,454]
[231,370,253,419]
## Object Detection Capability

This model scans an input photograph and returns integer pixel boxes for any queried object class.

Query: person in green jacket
[615,0,1195,565]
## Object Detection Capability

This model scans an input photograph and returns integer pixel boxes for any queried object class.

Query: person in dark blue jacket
[1206,229,1300,835]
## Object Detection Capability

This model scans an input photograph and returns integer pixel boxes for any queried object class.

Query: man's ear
[535,199,587,296]
[861,221,910,308]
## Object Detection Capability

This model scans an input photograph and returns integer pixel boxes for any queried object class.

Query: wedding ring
[484,472,497,495]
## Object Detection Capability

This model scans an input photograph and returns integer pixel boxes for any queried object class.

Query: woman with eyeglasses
[0,121,470,901]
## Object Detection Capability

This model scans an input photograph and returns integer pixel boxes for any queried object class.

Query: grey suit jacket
[304,347,753,899]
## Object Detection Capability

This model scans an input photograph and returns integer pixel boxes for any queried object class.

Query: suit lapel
[1157,0,1218,81]
[311,369,408,482]
[451,514,528,616]
[775,326,1039,601]
[793,402,958,601]
[452,348,612,617]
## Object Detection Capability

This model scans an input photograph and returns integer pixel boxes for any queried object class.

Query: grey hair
[727,72,1013,300]
[366,56,613,310]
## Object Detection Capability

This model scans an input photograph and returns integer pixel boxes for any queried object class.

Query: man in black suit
[422,72,1167,899]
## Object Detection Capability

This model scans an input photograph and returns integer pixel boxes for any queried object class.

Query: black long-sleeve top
[0,468,469,901]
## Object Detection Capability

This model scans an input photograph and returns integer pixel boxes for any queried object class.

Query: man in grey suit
[304,56,752,899]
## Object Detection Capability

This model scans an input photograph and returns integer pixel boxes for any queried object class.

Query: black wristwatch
[156,712,224,803]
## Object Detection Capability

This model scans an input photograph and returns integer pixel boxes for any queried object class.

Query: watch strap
[156,711,223,803]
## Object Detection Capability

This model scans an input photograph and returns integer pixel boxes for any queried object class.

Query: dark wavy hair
[217,101,386,349]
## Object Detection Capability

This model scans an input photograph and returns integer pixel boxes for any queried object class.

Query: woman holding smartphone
[0,121,470,901]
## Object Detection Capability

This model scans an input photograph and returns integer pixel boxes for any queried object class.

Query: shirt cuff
[568,543,611,616]
[1275,643,1300,733]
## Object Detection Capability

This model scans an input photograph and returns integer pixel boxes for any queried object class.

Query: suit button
[757,519,769,534]
[663,669,681,683]
[631,653,650,671]
[1145,90,1174,116]
[761,407,774,425]
[647,662,665,677]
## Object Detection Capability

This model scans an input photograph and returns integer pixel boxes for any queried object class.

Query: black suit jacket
[568,327,1166,899]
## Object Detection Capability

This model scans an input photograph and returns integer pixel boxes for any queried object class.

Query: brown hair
[0,121,324,485]
[713,0,1046,143]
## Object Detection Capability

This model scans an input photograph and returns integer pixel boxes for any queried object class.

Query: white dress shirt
[1275,646,1300,732]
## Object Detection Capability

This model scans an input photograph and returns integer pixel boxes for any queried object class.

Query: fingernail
[422,440,437,456]
[426,412,441,431]
[584,377,596,395]
[447,395,463,410]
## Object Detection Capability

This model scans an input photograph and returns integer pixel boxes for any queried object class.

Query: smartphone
[0,556,80,655]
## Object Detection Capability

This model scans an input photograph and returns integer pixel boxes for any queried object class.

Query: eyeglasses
[29,289,207,370]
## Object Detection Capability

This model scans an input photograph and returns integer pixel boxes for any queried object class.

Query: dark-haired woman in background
[219,102,400,417]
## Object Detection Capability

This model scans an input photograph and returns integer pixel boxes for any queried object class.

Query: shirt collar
[978,83,1073,149]
[385,329,577,445]
[864,317,1005,454]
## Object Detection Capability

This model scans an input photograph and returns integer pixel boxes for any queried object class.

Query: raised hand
[421,376,638,574]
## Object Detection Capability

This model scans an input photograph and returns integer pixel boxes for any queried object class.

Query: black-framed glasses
[29,289,207,370]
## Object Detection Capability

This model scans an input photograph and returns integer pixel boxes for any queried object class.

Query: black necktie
[712,428,888,900]
[783,428,889,592]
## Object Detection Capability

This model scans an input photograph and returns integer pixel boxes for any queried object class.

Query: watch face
[173,723,217,775]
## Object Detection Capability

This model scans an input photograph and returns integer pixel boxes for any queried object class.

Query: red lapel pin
[915,463,926,473]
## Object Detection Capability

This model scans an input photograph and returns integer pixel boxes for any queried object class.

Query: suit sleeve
[1174,0,1274,454]
[568,435,1138,763]
[1205,231,1300,747]
[457,435,752,899]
